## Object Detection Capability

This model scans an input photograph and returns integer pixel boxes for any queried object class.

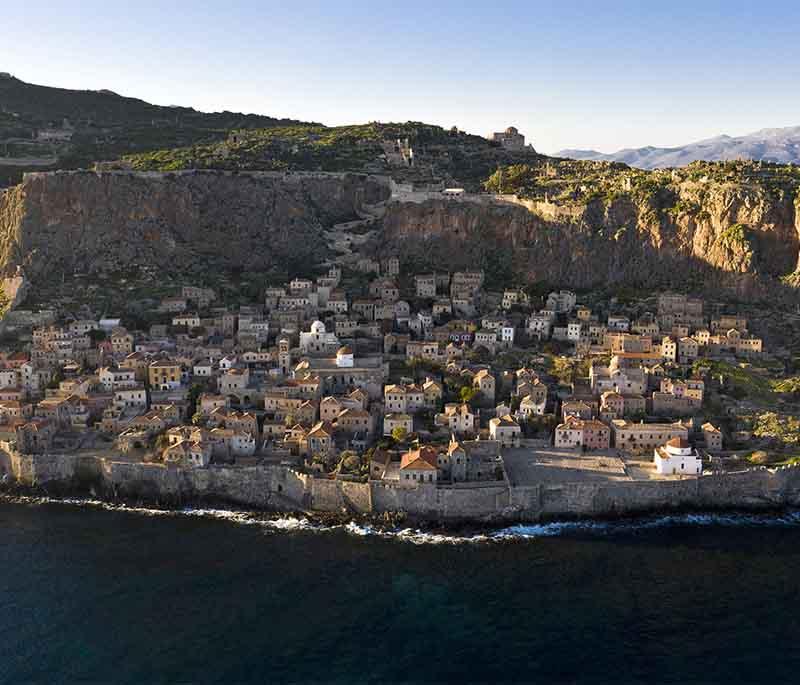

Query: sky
[3,0,800,153]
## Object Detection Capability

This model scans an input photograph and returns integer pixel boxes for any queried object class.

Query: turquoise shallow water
[2,499,800,683]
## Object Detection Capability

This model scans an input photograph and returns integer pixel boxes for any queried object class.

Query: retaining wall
[4,452,800,523]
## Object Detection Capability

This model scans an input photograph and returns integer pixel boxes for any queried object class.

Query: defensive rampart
[5,452,800,523]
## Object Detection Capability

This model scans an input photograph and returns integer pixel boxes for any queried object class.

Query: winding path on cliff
[323,199,387,268]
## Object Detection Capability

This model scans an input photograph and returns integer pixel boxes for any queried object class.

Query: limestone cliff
[380,180,800,298]
[0,170,391,290]
[1,167,799,303]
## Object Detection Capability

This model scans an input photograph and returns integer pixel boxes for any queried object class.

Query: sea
[2,497,800,684]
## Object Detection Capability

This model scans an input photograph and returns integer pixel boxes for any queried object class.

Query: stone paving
[501,446,632,486]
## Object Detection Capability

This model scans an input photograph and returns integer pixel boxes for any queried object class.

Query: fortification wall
[5,452,800,523]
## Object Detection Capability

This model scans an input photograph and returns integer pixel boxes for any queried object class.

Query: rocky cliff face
[0,170,390,290]
[381,180,800,298]
[1,168,798,302]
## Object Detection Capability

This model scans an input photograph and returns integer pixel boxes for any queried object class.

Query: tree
[391,426,408,443]
[88,329,107,344]
[46,369,65,390]
[774,377,800,398]
[186,382,205,414]
[459,386,478,404]
[338,450,363,475]
[551,356,577,385]
[753,412,800,449]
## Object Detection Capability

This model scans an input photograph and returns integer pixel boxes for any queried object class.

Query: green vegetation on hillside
[482,158,800,209]
[123,121,545,188]
[0,74,313,186]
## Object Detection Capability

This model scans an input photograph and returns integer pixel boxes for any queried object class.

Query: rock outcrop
[0,170,391,289]
[0,168,798,301]
[380,180,800,298]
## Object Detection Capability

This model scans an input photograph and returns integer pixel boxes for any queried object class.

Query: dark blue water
[2,500,800,683]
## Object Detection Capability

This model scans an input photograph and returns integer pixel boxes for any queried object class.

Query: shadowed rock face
[1,168,798,302]
[380,182,800,298]
[0,170,390,288]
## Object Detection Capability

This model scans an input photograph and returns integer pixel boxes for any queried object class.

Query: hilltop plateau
[0,76,799,309]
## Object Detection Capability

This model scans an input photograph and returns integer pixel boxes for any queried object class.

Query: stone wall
[4,451,800,523]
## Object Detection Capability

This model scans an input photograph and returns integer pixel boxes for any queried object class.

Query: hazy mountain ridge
[556,127,800,169]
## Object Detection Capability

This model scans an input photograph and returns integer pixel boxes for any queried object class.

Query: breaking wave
[4,494,800,544]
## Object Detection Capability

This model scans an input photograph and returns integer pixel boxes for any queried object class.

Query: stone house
[111,327,134,355]
[422,378,443,408]
[384,412,413,437]
[295,400,318,427]
[546,290,576,313]
[327,291,348,314]
[384,384,425,414]
[335,408,373,435]
[369,448,392,479]
[436,403,476,435]
[399,446,438,484]
[121,352,151,382]
[611,419,689,453]
[113,386,148,411]
[599,391,645,420]
[198,393,229,417]
[352,299,377,321]
[15,418,55,454]
[432,298,453,319]
[527,313,553,340]
[701,422,723,452]
[473,369,496,404]
[518,393,546,418]
[678,336,699,364]
[502,289,530,310]
[99,366,137,392]
[319,396,345,422]
[369,278,399,302]
[488,415,521,447]
[148,359,182,391]
[406,340,442,363]
[209,427,257,458]
[158,297,189,314]
[660,336,677,363]
[590,362,645,396]
[554,418,610,450]
[415,274,438,298]
[219,367,250,394]
[306,421,334,455]
[0,400,33,423]
[193,359,214,377]
[562,399,594,421]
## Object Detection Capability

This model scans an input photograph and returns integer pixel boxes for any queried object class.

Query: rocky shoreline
[4,461,800,535]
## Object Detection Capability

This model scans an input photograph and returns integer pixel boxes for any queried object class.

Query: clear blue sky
[4,0,800,153]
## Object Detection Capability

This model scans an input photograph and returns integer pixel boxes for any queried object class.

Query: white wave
[5,493,800,544]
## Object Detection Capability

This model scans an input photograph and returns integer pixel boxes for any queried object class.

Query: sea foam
[4,494,800,545]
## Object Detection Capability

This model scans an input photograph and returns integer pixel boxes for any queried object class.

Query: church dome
[310,320,326,334]
[665,437,692,456]
[337,345,353,356]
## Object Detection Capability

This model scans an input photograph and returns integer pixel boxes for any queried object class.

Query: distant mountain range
[555,126,800,169]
